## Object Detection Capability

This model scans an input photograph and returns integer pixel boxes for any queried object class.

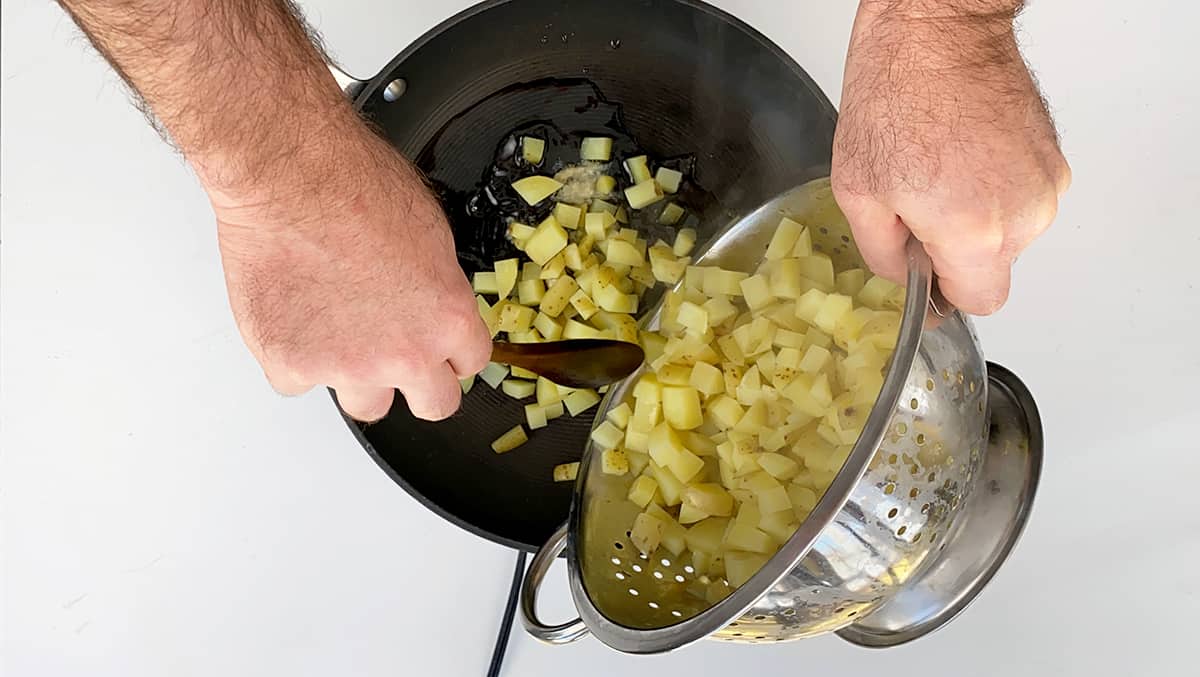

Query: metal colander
[520,178,1041,653]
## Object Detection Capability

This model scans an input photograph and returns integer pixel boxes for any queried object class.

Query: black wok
[332,0,838,551]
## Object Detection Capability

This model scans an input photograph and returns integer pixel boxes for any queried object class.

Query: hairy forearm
[57,0,360,200]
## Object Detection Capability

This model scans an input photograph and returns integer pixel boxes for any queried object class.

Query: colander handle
[519,523,589,644]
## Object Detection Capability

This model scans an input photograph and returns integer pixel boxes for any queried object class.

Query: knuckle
[408,388,461,421]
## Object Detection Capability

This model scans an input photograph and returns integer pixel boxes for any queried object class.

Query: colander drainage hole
[887,507,899,519]
[897,525,908,536]
[615,572,626,580]
[628,588,639,596]
[632,564,642,572]
[754,615,766,620]
[661,558,671,566]
[653,571,663,579]
[611,557,621,565]
[613,542,623,550]
[671,610,683,617]
[684,565,695,573]
[675,575,686,583]
[648,602,659,609]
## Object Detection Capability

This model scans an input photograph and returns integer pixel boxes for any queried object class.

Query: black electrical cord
[486,550,528,677]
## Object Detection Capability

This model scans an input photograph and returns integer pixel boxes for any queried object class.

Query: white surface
[3,0,1198,675]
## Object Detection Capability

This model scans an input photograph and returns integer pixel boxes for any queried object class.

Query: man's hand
[833,0,1071,314]
[58,0,490,421]
[214,123,491,422]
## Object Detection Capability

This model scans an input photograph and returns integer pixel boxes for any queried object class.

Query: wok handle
[519,523,589,645]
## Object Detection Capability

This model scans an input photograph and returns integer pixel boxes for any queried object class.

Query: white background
[3,0,1198,675]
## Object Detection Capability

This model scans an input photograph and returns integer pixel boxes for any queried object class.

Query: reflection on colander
[520,178,1038,654]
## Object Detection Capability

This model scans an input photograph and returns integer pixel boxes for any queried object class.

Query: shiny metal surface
[520,179,1036,653]
[836,362,1042,647]
[519,524,589,644]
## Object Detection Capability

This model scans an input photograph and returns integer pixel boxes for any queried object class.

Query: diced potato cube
[658,202,685,225]
[656,364,693,387]
[491,425,528,453]
[564,388,601,416]
[595,175,617,195]
[625,427,650,453]
[725,524,775,554]
[554,202,584,230]
[799,344,831,374]
[682,518,726,554]
[858,275,900,310]
[633,374,662,403]
[725,551,769,588]
[460,376,475,394]
[733,399,768,434]
[601,448,629,475]
[804,326,832,350]
[568,289,598,320]
[631,263,657,287]
[522,136,545,164]
[581,136,613,161]
[836,268,867,297]
[533,312,563,340]
[536,376,563,407]
[512,175,562,206]
[708,395,745,430]
[758,509,798,544]
[605,238,644,267]
[525,215,569,265]
[631,394,662,432]
[766,217,805,260]
[553,462,580,482]
[689,361,724,396]
[525,403,549,430]
[649,461,685,506]
[607,402,633,429]
[624,155,652,183]
[703,268,749,297]
[739,274,774,311]
[584,210,616,240]
[473,271,499,295]
[702,297,738,328]
[797,255,835,289]
[591,199,618,216]
[497,303,535,333]
[539,275,579,317]
[508,222,535,243]
[676,301,709,336]
[539,253,566,280]
[477,295,500,338]
[517,279,546,306]
[591,420,625,449]
[757,452,800,480]
[787,485,818,520]
[624,179,664,209]
[684,483,734,516]
[792,227,813,257]
[662,386,704,430]
[679,502,708,525]
[628,475,660,508]
[501,379,536,399]
[654,166,683,194]
[593,280,639,313]
[479,362,509,388]
[494,258,519,299]
[674,228,697,257]
[813,293,854,334]
[682,431,717,457]
[795,288,828,324]
[630,512,665,556]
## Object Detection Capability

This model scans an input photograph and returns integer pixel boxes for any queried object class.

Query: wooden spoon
[490,339,645,389]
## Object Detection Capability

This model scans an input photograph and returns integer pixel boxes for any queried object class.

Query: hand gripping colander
[519,178,1043,653]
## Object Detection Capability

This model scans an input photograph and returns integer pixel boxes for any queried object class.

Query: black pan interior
[337,0,838,551]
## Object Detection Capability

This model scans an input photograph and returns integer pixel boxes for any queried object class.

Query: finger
[835,192,910,284]
[397,361,462,421]
[923,240,1013,316]
[262,365,312,397]
[446,310,493,379]
[334,385,395,423]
